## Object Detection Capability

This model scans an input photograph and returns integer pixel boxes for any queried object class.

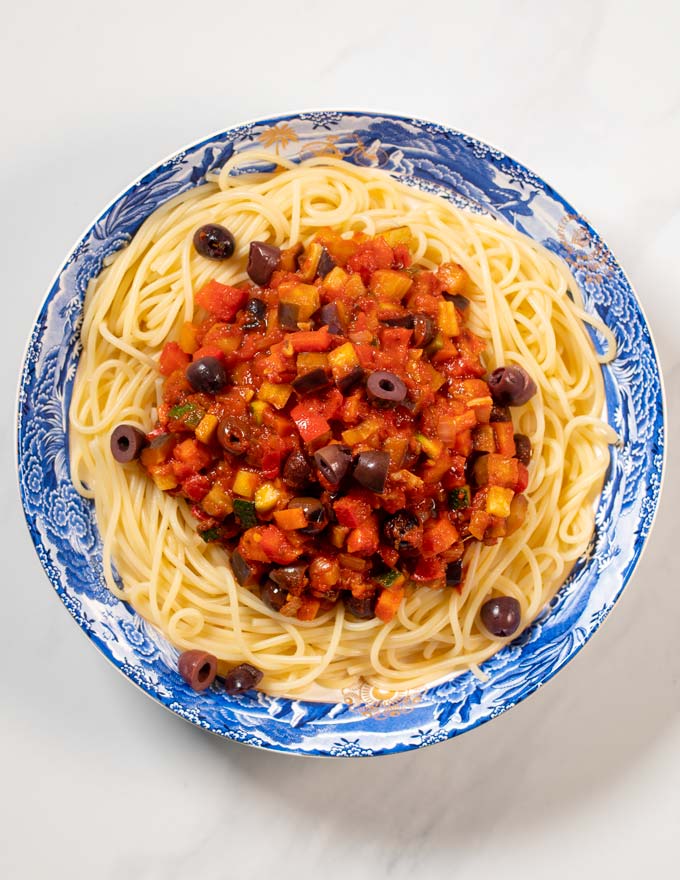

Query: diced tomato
[159,342,190,376]
[162,369,192,405]
[195,280,249,322]
[297,598,321,621]
[411,556,446,583]
[379,486,408,514]
[182,474,211,501]
[173,438,212,473]
[392,243,412,269]
[515,463,529,494]
[346,514,380,557]
[375,585,405,622]
[421,516,459,557]
[377,327,411,370]
[378,544,400,568]
[346,237,394,283]
[334,491,373,528]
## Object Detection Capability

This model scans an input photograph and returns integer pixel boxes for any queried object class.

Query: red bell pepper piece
[159,342,190,376]
[289,326,333,352]
[195,280,249,322]
[290,401,331,443]
[191,344,227,364]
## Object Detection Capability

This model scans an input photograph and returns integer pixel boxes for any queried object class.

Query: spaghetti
[69,153,616,696]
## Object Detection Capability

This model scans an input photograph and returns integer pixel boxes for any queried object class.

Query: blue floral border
[17,112,665,757]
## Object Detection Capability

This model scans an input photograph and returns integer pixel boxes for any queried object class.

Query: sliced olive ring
[110,425,147,462]
[178,650,218,691]
[366,370,407,406]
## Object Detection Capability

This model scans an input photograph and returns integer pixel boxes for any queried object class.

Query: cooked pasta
[69,153,616,696]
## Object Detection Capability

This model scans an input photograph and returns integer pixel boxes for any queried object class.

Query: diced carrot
[273,507,308,531]
[493,421,516,458]
[468,509,490,540]
[289,326,332,352]
[375,585,405,622]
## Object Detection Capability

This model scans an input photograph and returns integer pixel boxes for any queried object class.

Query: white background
[2,2,678,878]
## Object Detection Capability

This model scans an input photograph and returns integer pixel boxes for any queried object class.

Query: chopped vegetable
[135,225,532,627]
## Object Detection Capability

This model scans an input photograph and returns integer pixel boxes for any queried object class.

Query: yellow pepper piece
[232,470,260,499]
[250,400,269,425]
[254,482,282,514]
[258,382,293,410]
[194,413,219,445]
[438,300,460,336]
[202,483,233,517]
[416,433,443,460]
[152,472,178,491]
[342,419,381,445]
[486,486,515,518]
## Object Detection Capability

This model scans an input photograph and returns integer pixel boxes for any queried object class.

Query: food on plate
[69,152,616,696]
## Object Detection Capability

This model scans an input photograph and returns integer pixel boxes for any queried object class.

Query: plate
[17,111,665,756]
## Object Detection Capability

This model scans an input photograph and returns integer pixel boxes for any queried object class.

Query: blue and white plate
[17,111,665,757]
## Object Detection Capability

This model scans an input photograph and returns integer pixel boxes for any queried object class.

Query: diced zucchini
[373,568,406,589]
[341,418,380,445]
[233,498,258,528]
[199,526,221,543]
[416,433,443,460]
[448,486,471,510]
[168,402,203,428]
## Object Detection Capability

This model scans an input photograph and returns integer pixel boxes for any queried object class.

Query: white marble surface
[2,1,678,877]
